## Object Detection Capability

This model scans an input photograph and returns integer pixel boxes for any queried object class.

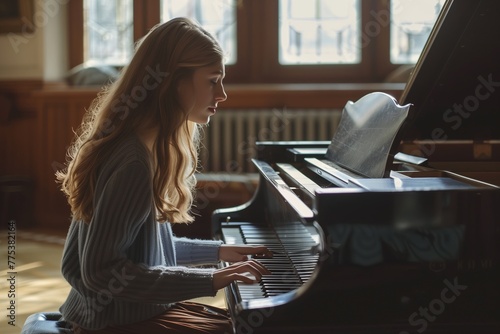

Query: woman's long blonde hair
[57,18,224,224]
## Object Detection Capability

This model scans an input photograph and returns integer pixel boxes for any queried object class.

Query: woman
[57,18,271,333]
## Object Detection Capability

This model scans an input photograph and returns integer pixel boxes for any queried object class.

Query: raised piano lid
[399,0,500,150]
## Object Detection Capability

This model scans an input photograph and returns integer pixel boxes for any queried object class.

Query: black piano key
[261,282,302,288]
[222,222,321,302]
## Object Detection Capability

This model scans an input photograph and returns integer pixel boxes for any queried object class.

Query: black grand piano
[211,0,500,333]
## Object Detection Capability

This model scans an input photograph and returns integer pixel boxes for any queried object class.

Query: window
[160,0,237,65]
[83,0,134,66]
[390,0,445,64]
[69,0,445,83]
[279,0,360,65]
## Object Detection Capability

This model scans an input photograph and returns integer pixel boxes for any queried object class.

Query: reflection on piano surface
[211,0,500,333]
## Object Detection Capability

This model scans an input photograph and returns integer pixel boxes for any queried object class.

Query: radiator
[199,108,342,173]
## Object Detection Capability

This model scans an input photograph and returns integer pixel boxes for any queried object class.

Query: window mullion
[370,0,397,81]
[68,0,84,69]
[224,0,257,83]
[133,0,160,42]
[253,0,280,82]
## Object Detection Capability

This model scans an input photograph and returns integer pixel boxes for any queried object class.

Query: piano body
[211,0,500,333]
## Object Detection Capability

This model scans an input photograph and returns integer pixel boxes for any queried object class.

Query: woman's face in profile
[177,62,227,124]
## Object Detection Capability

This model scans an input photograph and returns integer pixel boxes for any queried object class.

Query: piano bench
[21,312,69,334]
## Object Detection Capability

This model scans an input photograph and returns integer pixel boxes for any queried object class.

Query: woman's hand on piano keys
[213,260,271,290]
[219,245,273,263]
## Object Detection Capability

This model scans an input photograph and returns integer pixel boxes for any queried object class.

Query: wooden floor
[0,228,226,334]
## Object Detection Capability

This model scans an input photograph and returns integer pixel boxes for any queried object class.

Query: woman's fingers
[240,259,272,277]
[226,260,271,279]
[229,272,257,284]
[240,245,273,256]
[248,245,273,258]
[219,245,273,262]
[213,259,272,290]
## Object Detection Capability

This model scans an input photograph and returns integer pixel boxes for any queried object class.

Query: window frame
[68,0,160,71]
[68,0,403,84]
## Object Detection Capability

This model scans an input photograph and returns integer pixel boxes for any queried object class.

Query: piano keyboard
[221,222,319,301]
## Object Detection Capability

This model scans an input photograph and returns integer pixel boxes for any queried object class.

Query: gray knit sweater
[59,135,223,330]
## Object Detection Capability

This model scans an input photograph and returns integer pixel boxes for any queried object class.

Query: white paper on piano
[325,92,412,178]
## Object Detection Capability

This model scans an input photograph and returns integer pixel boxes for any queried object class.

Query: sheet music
[325,92,411,178]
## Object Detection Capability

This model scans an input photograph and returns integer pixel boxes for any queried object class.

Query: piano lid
[399,0,500,141]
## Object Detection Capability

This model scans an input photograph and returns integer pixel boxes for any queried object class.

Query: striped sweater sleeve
[80,160,218,304]
[174,236,223,266]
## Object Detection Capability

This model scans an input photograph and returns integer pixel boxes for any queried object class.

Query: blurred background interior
[0,1,447,333]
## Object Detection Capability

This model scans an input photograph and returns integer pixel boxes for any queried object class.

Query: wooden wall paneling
[221,83,405,109]
[0,115,37,229]
[0,80,41,228]
[0,116,36,176]
[0,80,41,119]
[33,90,94,229]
